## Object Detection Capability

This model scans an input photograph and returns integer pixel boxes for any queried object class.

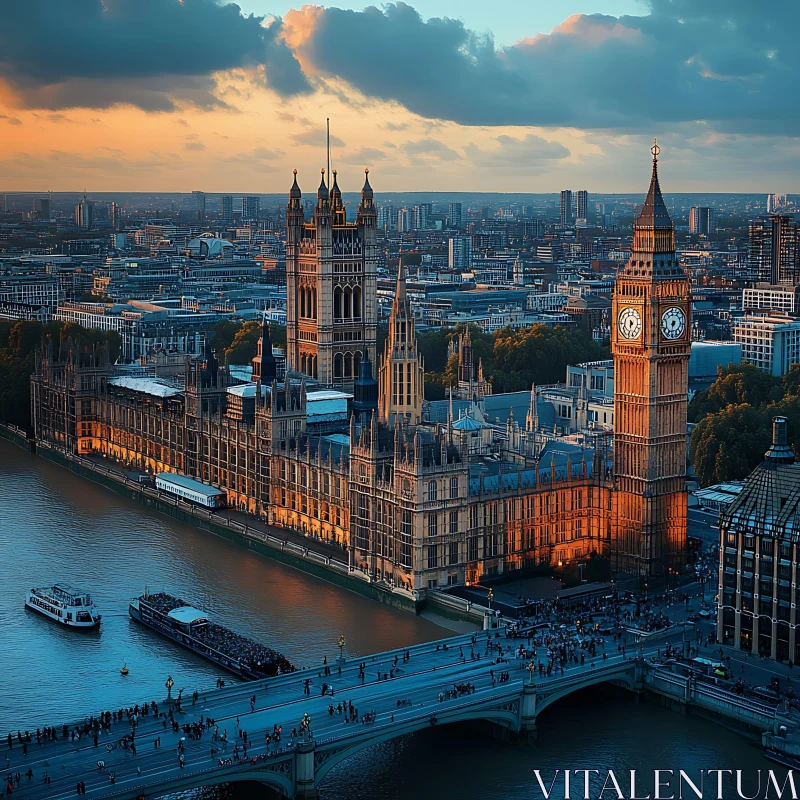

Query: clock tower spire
[611,141,690,579]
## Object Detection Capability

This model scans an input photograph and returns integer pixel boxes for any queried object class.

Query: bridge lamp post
[488,588,494,613]
[338,634,346,663]
[527,660,536,686]
[165,675,174,703]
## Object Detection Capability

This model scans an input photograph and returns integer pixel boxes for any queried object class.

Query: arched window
[344,352,353,378]
[354,351,362,376]
[344,287,352,319]
[311,355,317,379]
[311,287,317,319]
[352,286,362,319]
[334,353,343,378]
[333,286,343,320]
[428,480,437,502]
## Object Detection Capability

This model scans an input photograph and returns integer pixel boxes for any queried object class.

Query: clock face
[661,307,686,340]
[618,307,642,340]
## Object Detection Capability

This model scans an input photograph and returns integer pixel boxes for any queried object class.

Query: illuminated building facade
[31,152,690,592]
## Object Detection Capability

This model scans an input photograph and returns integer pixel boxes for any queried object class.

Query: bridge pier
[520,682,538,742]
[294,737,317,800]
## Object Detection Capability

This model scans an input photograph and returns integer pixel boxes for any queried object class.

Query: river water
[0,441,769,799]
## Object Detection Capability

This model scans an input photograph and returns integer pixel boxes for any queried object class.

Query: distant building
[221,196,234,224]
[749,215,800,285]
[414,203,431,230]
[0,274,62,320]
[190,191,206,221]
[560,190,573,225]
[689,206,716,236]
[397,208,414,233]
[743,284,800,315]
[74,195,94,229]
[688,341,742,380]
[448,236,472,270]
[109,202,121,231]
[54,301,206,362]
[33,198,50,219]
[733,313,800,376]
[243,196,260,221]
[575,190,588,222]
[448,202,463,230]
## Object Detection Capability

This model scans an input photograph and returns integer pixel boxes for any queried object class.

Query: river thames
[0,440,769,799]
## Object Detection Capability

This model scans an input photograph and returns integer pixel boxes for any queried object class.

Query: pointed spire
[362,168,373,198]
[396,247,406,302]
[448,385,454,441]
[289,169,301,200]
[331,169,346,223]
[636,138,672,230]
[317,168,329,200]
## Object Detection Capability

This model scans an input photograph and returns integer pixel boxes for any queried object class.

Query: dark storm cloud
[0,0,310,110]
[287,0,800,133]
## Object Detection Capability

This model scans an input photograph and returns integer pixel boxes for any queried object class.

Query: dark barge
[129,592,294,680]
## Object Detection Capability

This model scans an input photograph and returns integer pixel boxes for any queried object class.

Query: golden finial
[651,138,660,159]
[365,168,369,174]
[293,168,297,175]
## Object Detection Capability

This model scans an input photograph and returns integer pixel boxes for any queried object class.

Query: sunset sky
[0,0,797,193]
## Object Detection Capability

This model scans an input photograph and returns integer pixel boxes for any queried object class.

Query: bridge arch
[314,703,521,786]
[137,764,295,799]
[532,668,638,717]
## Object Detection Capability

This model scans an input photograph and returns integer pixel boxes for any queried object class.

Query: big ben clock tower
[612,141,690,578]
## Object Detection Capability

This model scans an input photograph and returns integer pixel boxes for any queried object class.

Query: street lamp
[527,660,536,686]
[338,634,345,661]
[165,675,174,702]
[487,588,494,613]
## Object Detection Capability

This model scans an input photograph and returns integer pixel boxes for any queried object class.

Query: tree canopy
[0,319,121,430]
[689,363,800,486]
[417,323,606,396]
[209,320,286,364]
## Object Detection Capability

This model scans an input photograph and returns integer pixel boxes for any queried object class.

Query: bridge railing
[645,667,777,718]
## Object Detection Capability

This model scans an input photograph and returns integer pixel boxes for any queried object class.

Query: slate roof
[722,418,800,539]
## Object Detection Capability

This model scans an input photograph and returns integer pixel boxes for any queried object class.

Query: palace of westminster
[30,150,692,594]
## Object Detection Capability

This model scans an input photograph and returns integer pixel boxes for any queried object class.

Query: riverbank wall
[2,427,424,614]
[0,424,34,451]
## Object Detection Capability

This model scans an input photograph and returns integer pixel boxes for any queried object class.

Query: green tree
[270,324,287,349]
[0,320,121,429]
[488,324,606,392]
[443,353,459,388]
[209,320,241,355]
[690,404,772,486]
[225,321,262,364]
[688,363,783,423]
[417,328,451,372]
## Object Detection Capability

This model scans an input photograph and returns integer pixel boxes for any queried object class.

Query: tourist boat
[25,584,101,628]
[129,592,293,680]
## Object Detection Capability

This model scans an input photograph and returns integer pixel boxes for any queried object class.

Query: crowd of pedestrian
[142,593,294,677]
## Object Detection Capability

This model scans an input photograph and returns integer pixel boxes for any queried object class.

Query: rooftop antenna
[326,118,331,184]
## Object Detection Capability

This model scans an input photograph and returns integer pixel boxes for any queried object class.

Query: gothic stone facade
[30,156,689,591]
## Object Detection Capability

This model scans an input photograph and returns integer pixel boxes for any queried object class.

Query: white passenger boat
[25,584,101,628]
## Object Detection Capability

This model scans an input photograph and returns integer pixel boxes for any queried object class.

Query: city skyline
[0,0,798,193]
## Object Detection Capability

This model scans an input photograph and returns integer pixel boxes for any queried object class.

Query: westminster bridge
[6,628,787,800]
